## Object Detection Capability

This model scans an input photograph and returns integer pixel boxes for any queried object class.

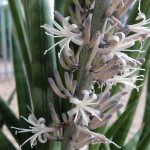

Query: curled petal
[38,133,48,144]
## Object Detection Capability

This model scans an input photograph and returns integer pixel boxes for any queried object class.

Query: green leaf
[8,0,31,81]
[28,0,56,120]
[27,0,57,149]
[64,0,75,16]
[0,130,17,150]
[12,33,32,149]
[64,0,85,16]
[104,144,111,150]
[0,89,16,127]
[137,61,150,149]
[21,0,30,34]
[105,101,136,139]
[109,44,150,149]
[55,0,64,15]
[0,96,20,143]
[137,129,150,150]
[122,128,143,150]
[7,89,16,104]
[12,32,32,119]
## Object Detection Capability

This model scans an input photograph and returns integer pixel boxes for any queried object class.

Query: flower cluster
[13,0,149,149]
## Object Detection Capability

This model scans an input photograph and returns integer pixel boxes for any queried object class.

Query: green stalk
[76,0,112,98]
[61,1,112,149]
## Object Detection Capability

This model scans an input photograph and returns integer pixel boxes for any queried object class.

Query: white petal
[86,93,97,103]
[82,90,90,101]
[70,97,81,104]
[72,37,83,45]
[62,16,70,28]
[67,107,79,117]
[80,108,90,126]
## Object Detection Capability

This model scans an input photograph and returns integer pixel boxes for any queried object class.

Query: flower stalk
[77,0,112,98]
[61,1,112,149]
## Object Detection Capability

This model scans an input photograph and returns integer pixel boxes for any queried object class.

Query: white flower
[99,33,142,66]
[67,90,101,126]
[11,114,56,148]
[103,50,142,67]
[106,69,144,91]
[128,0,150,34]
[41,16,83,56]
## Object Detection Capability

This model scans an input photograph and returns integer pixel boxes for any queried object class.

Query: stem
[61,124,77,150]
[77,0,112,98]
[61,0,112,150]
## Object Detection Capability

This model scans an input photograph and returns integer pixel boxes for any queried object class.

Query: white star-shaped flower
[41,16,83,56]
[67,90,101,126]
[12,114,56,148]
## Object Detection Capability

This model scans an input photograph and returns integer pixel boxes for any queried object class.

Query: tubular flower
[67,90,101,126]
[41,14,83,56]
[48,70,77,99]
[73,125,121,149]
[58,46,83,71]
[11,114,57,148]
[89,88,126,129]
